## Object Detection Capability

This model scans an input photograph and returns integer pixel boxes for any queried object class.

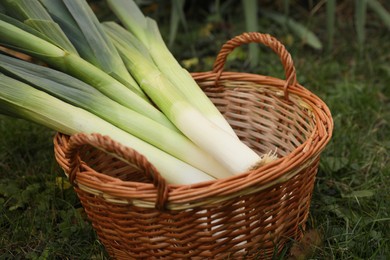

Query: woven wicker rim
[54,32,333,210]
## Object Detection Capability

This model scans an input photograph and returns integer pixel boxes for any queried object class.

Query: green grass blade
[355,0,367,50]
[262,10,323,50]
[367,0,390,30]
[283,0,290,17]
[326,0,336,51]
[242,0,259,67]
[169,0,187,47]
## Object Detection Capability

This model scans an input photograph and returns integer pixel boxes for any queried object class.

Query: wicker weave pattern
[54,32,333,259]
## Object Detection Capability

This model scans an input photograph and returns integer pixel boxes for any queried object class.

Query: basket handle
[65,133,169,210]
[212,32,297,100]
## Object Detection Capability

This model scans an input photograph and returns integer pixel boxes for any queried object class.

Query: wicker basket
[54,32,333,259]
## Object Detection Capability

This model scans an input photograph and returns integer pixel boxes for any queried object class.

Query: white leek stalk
[0,73,215,185]
[139,71,262,174]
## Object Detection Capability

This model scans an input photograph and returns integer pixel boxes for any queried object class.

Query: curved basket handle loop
[212,32,297,100]
[65,133,169,210]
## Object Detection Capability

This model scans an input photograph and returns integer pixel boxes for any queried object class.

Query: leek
[2,0,146,99]
[0,73,215,185]
[0,0,275,182]
[104,25,262,174]
[106,0,238,137]
[0,53,232,179]
[0,14,176,130]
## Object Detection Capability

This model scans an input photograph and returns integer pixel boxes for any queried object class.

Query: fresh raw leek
[0,0,276,184]
[106,0,238,137]
[104,23,262,174]
[0,53,232,179]
[0,14,175,130]
[0,73,215,185]
[1,0,146,99]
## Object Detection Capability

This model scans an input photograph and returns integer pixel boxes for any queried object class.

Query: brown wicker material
[53,32,333,259]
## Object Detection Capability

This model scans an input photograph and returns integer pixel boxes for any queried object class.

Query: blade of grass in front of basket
[106,0,238,138]
[3,0,146,99]
[0,74,215,185]
[0,15,176,131]
[105,30,262,174]
[0,53,233,178]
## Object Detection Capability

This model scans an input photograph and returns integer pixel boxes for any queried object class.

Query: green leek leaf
[1,0,77,54]
[40,0,145,98]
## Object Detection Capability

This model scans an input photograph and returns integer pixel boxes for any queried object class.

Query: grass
[305,58,390,258]
[0,118,106,259]
[1,2,390,259]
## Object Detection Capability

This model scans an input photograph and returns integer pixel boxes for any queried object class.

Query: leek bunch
[0,0,273,184]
